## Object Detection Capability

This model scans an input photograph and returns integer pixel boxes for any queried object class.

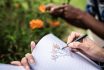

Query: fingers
[69,41,90,52]
[67,32,81,43]
[49,6,65,15]
[63,4,73,11]
[10,61,22,66]
[47,4,67,15]
[13,53,35,70]
[46,4,81,20]
[25,53,35,64]
[46,4,68,12]
[69,42,84,53]
[30,41,35,52]
[51,5,66,12]
[69,42,82,49]
[21,57,30,70]
[46,4,56,11]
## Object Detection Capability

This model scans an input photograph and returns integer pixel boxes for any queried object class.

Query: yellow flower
[38,4,46,13]
[49,21,60,27]
[29,19,44,30]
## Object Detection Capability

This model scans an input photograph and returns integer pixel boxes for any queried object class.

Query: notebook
[0,34,101,70]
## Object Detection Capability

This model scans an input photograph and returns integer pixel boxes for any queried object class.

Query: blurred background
[0,0,86,63]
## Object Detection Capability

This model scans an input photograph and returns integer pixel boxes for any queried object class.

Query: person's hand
[10,41,35,70]
[46,4,64,17]
[67,32,104,62]
[46,4,88,29]
[47,4,84,20]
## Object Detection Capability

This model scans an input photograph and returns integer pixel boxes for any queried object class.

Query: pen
[62,34,88,50]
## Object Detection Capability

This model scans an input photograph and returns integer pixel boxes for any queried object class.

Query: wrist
[97,48,104,62]
[79,12,97,28]
[79,12,90,22]
[75,11,89,25]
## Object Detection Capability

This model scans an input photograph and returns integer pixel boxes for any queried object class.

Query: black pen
[62,34,88,50]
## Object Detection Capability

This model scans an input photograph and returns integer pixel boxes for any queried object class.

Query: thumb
[30,41,35,52]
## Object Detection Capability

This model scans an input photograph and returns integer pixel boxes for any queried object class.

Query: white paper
[0,34,101,70]
[0,64,25,70]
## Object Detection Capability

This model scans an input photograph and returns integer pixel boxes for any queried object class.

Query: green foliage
[0,0,86,63]
[0,0,68,63]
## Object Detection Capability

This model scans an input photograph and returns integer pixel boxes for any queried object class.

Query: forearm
[87,46,104,62]
[65,18,88,29]
[80,12,104,39]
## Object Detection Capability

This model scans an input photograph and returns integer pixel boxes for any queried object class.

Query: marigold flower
[49,21,60,27]
[38,4,46,13]
[29,19,44,29]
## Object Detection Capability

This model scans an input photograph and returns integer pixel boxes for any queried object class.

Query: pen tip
[61,47,65,50]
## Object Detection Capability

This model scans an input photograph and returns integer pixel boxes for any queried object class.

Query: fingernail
[31,41,35,51]
[25,53,30,57]
[31,41,35,47]
[29,59,35,64]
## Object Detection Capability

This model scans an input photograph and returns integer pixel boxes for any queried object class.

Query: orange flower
[29,19,44,29]
[49,21,60,27]
[38,4,46,13]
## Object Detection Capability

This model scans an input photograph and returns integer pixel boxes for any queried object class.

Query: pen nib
[61,46,68,50]
[61,47,65,50]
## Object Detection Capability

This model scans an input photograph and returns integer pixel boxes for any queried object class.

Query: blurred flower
[49,21,60,27]
[38,4,46,13]
[29,19,44,29]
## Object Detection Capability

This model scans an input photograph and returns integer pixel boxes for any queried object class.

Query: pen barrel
[74,34,88,42]
[62,34,88,50]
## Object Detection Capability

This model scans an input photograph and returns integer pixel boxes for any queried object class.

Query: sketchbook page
[32,33,101,70]
[0,34,101,70]
[0,64,25,70]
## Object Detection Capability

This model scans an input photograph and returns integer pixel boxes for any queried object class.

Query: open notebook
[0,34,102,70]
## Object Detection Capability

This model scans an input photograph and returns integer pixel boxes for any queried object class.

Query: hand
[46,4,64,17]
[10,41,35,70]
[67,32,104,62]
[46,4,104,39]
[46,4,88,29]
[46,4,85,20]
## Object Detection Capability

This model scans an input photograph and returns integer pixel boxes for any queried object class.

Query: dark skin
[46,4,104,39]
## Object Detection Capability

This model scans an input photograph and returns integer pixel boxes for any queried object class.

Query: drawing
[51,44,70,61]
